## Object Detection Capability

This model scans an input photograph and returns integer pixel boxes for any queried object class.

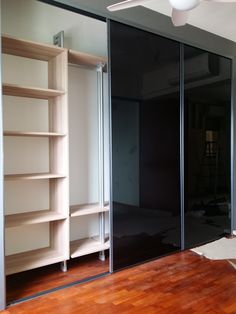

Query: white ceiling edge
[143,0,236,43]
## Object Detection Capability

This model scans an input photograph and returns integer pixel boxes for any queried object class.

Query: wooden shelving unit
[4,131,66,137]
[5,210,67,228]
[4,173,66,180]
[2,34,65,61]
[68,49,107,68]
[2,33,109,277]
[70,203,109,217]
[3,83,65,99]
[6,247,65,275]
[2,34,69,275]
[68,47,109,262]
[70,237,110,259]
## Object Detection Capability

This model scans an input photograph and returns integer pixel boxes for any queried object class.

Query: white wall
[2,0,109,254]
[68,67,99,205]
[2,0,107,56]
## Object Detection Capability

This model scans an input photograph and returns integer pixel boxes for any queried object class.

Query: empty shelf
[6,247,66,275]
[70,202,109,217]
[2,34,66,61]
[5,210,67,228]
[68,49,107,67]
[4,131,66,137]
[5,173,66,180]
[70,237,110,258]
[3,83,65,99]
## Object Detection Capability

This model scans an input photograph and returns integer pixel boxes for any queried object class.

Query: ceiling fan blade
[171,8,189,26]
[107,0,152,12]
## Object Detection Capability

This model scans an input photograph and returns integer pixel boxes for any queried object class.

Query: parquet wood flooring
[2,250,236,313]
[6,253,109,304]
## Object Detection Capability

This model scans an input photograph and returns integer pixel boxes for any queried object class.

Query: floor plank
[6,253,109,304]
[2,251,236,313]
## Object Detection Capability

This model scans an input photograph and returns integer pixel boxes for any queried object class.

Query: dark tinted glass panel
[110,21,181,270]
[184,45,231,248]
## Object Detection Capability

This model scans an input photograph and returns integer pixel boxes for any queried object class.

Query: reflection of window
[205,130,218,157]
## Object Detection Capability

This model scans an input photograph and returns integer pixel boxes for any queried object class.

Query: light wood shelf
[6,247,65,275]
[2,34,66,61]
[3,83,65,99]
[5,173,66,181]
[68,49,107,68]
[70,236,110,258]
[2,34,69,275]
[2,34,111,274]
[4,131,66,137]
[70,202,109,217]
[5,210,67,228]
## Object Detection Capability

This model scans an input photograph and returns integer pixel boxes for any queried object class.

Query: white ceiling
[142,0,236,42]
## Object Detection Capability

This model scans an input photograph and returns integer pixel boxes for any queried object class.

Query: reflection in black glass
[184,46,231,248]
[110,21,181,270]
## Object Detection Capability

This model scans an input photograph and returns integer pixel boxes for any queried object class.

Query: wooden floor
[6,253,109,304]
[2,250,236,313]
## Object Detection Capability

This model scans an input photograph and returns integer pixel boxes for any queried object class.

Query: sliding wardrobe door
[110,21,181,270]
[184,45,231,248]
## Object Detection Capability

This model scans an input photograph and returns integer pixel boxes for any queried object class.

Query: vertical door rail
[0,0,6,309]
[180,43,185,250]
[230,60,234,234]
[97,63,106,261]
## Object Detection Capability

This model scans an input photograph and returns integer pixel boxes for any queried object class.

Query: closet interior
[2,0,110,304]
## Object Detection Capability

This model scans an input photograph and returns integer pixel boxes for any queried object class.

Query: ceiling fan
[107,0,236,27]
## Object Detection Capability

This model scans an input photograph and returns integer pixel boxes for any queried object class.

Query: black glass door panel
[110,21,181,270]
[184,45,231,248]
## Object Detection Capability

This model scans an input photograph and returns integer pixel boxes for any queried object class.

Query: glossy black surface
[184,45,231,248]
[110,21,181,270]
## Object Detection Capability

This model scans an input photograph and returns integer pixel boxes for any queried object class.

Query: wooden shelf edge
[70,237,110,258]
[4,131,66,137]
[4,173,66,180]
[2,83,65,99]
[68,49,107,68]
[70,202,109,217]
[2,34,66,61]
[5,210,67,228]
[6,247,67,275]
